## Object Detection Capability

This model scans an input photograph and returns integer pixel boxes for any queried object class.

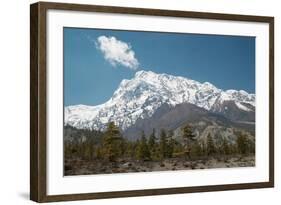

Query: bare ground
[64,155,255,176]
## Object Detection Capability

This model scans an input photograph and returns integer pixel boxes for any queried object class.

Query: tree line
[64,122,255,162]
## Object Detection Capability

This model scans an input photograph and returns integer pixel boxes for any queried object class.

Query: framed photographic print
[30,1,274,202]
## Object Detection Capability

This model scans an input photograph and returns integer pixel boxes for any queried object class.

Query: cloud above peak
[95,36,139,70]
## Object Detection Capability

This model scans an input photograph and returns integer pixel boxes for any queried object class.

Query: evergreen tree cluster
[64,122,255,163]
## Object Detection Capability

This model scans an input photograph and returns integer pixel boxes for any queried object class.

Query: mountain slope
[124,102,255,140]
[65,70,255,131]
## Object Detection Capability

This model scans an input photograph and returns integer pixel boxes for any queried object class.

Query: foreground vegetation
[64,122,255,175]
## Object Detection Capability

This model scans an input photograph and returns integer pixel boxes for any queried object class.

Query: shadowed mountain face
[123,102,255,140]
[211,100,255,122]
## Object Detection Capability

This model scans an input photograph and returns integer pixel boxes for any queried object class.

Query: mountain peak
[134,70,156,78]
[65,70,255,131]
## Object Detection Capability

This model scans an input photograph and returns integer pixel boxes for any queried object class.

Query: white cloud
[95,36,139,70]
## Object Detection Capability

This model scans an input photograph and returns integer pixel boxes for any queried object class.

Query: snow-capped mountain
[65,70,255,131]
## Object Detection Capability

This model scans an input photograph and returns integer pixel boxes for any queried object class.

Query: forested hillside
[64,122,255,175]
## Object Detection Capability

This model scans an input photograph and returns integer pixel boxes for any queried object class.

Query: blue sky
[64,27,255,106]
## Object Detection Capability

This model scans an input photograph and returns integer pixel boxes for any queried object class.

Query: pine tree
[206,133,216,156]
[159,129,168,159]
[124,141,134,158]
[166,130,175,158]
[148,129,157,160]
[191,141,203,157]
[148,129,156,149]
[248,138,255,154]
[173,140,184,154]
[142,131,151,160]
[134,139,140,159]
[236,133,248,155]
[221,137,230,155]
[83,141,91,160]
[102,122,123,162]
[182,124,195,146]
[64,142,76,159]
[136,131,150,160]
[95,146,102,159]
[181,124,195,159]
